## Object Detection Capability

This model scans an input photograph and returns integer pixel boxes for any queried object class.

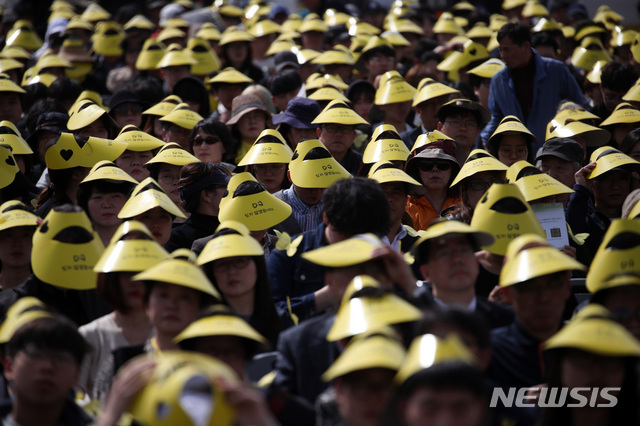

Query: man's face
[420,236,479,295]
[317,124,357,159]
[498,36,531,69]
[415,95,448,131]
[5,345,79,407]
[402,387,485,426]
[437,112,480,153]
[335,368,395,426]
[215,84,245,110]
[601,87,626,113]
[591,170,631,213]
[538,156,577,189]
[503,272,570,337]
[293,185,324,206]
[381,182,408,229]
[364,53,395,81]
[162,124,192,150]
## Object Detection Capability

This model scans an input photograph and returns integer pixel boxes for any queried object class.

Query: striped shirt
[280,187,324,233]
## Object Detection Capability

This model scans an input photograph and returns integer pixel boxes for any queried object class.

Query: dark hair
[189,117,236,163]
[37,135,88,208]
[323,177,391,237]
[202,253,281,347]
[451,81,478,102]
[177,305,268,359]
[532,32,559,55]
[7,315,90,365]
[48,78,82,107]
[621,127,640,154]
[96,272,129,313]
[126,76,164,112]
[179,162,231,214]
[172,76,211,117]
[221,41,254,72]
[487,131,534,164]
[362,45,395,62]
[76,179,135,221]
[142,281,217,308]
[25,99,67,153]
[398,361,485,398]
[601,62,639,94]
[268,70,302,97]
[416,306,491,350]
[20,83,43,113]
[541,349,640,426]
[497,22,532,45]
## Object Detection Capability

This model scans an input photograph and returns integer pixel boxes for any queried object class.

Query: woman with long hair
[197,223,283,346]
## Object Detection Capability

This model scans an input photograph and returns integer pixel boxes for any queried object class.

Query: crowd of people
[0,0,638,424]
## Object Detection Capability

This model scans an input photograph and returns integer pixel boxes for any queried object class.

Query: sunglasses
[193,135,222,146]
[417,160,452,172]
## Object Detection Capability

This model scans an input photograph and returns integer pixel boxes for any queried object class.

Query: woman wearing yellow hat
[486,115,536,167]
[239,129,293,194]
[0,201,38,289]
[77,161,137,246]
[197,224,284,346]
[79,221,168,400]
[541,305,640,426]
[219,28,263,83]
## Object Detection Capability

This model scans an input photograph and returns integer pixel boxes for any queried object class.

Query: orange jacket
[406,195,460,231]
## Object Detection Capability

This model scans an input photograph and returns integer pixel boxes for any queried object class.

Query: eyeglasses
[417,160,452,172]
[466,179,504,191]
[213,256,251,273]
[321,124,355,134]
[432,245,474,261]
[113,105,143,115]
[193,135,221,146]
[498,147,528,157]
[444,119,479,130]
[254,163,286,173]
[21,346,76,367]
[159,174,180,185]
[369,54,394,63]
[610,308,640,324]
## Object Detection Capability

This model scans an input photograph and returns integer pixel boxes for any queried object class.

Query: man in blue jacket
[480,22,589,151]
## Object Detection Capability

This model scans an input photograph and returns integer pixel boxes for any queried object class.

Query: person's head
[0,202,37,273]
[396,334,485,426]
[600,62,638,113]
[179,162,230,215]
[531,32,559,59]
[437,99,489,154]
[535,137,584,189]
[77,179,133,230]
[0,80,24,125]
[542,306,640,425]
[417,307,492,370]
[108,89,145,130]
[500,236,583,339]
[323,177,391,241]
[221,41,252,69]
[189,118,234,164]
[115,149,154,182]
[487,116,536,166]
[362,43,396,82]
[172,76,210,117]
[4,315,88,409]
[272,97,321,149]
[97,271,146,314]
[497,22,533,69]
[212,83,248,110]
[227,94,270,143]
[268,70,302,113]
[175,306,268,378]
[593,283,640,341]
[621,127,640,162]
[405,140,460,194]
[161,121,193,151]
[413,220,492,299]
[313,101,367,162]
[346,80,376,124]
[324,334,405,426]
[591,169,632,215]
[143,280,212,337]
[458,162,507,211]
